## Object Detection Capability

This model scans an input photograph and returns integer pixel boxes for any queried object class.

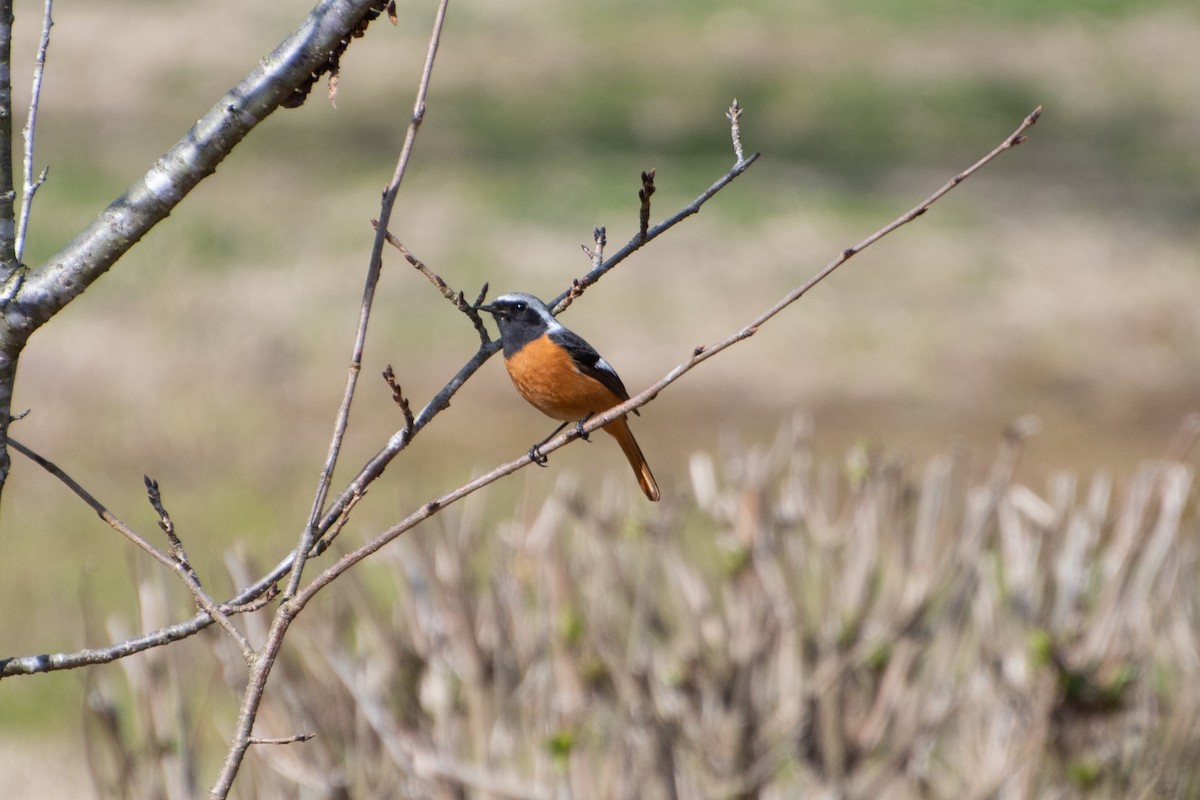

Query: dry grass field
[0,0,1197,796]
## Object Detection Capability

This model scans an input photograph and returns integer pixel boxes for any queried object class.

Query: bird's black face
[478,293,554,356]
[479,296,529,322]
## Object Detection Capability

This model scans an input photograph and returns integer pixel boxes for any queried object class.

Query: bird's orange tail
[604,416,660,501]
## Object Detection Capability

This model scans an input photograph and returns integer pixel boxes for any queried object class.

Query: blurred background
[1,0,1197,792]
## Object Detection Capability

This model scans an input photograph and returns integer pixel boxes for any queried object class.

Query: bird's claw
[574,419,591,442]
[529,445,550,467]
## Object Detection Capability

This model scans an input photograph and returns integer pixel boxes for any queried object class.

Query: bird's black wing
[549,328,632,403]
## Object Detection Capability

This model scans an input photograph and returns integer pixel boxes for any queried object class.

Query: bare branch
[248,733,315,746]
[285,0,450,603]
[382,364,415,434]
[13,0,389,336]
[144,475,195,582]
[0,0,17,506]
[8,438,254,661]
[9,436,175,566]
[551,150,761,312]
[638,169,656,239]
[307,132,763,558]
[561,228,606,315]
[1,99,759,680]
[726,98,745,164]
[0,0,391,508]
[293,105,1043,609]
[374,221,491,343]
[579,225,605,266]
[0,0,16,275]
[211,2,451,797]
[15,0,53,262]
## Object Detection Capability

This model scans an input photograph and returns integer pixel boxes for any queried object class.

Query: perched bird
[478,292,660,501]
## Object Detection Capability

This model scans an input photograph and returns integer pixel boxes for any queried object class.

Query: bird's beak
[477,304,501,317]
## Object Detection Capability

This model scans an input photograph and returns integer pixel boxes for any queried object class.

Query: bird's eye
[514,301,526,311]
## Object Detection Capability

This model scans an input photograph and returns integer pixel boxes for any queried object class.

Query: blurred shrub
[88,418,1199,798]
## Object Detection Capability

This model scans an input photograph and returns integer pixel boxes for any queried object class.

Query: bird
[478,292,660,501]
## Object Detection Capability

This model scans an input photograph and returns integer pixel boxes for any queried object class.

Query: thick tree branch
[11,0,386,336]
[0,0,15,275]
[0,0,16,508]
[0,0,387,519]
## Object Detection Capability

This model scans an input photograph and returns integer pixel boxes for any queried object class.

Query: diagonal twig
[292,106,1044,608]
[0,104,1033,685]
[382,364,416,435]
[726,98,745,165]
[144,475,196,582]
[8,437,254,661]
[248,733,315,746]
[373,220,492,344]
[285,0,450,603]
[312,107,762,554]
[550,152,760,315]
[1,101,762,679]
[210,3,451,798]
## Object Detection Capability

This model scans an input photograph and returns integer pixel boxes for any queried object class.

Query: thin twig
[144,475,197,582]
[308,120,760,556]
[248,733,315,746]
[8,437,254,662]
[210,4,452,799]
[373,220,491,343]
[552,278,588,316]
[580,225,606,268]
[561,228,606,315]
[726,98,745,165]
[382,364,415,434]
[293,105,1042,610]
[638,169,656,239]
[551,152,760,312]
[15,0,53,262]
[222,588,279,615]
[8,437,171,563]
[2,102,759,680]
[310,485,365,556]
[285,0,450,603]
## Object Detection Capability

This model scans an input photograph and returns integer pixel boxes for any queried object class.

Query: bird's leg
[573,413,594,442]
[529,421,571,467]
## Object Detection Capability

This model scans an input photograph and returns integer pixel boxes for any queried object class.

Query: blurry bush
[86,416,1199,798]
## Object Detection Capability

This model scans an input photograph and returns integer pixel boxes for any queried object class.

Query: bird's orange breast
[503,334,624,421]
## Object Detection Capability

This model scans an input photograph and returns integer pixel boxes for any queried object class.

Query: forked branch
[292,105,1044,610]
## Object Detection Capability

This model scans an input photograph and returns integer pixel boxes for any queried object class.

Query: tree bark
[0,0,385,505]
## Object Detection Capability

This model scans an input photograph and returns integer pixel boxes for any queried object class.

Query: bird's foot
[529,444,550,467]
